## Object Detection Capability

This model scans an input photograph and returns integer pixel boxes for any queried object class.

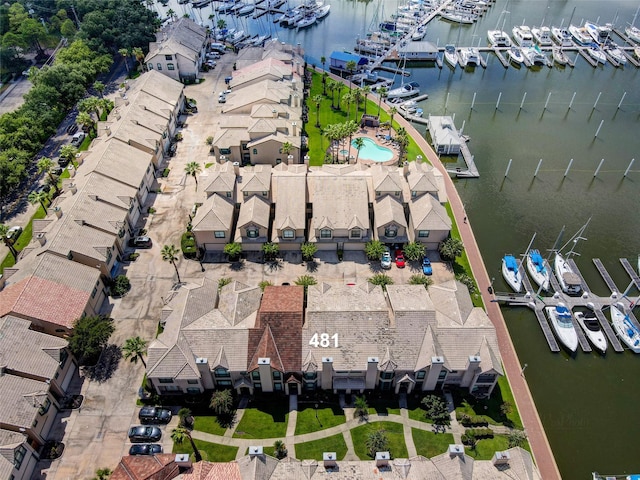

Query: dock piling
[594,119,604,138]
[617,91,627,109]
[445,92,450,111]
[520,92,527,110]
[544,92,552,111]
[624,158,635,177]
[564,158,573,177]
[534,158,543,177]
[495,92,502,110]
[569,91,576,110]
[593,158,605,177]
[593,91,602,110]
[504,158,513,177]
[471,92,477,110]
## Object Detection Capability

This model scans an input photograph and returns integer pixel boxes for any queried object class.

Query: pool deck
[330,128,401,166]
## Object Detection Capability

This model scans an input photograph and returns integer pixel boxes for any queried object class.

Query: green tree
[171,425,201,462]
[111,274,131,297]
[218,277,232,291]
[178,408,193,428]
[500,401,513,418]
[368,273,393,291]
[439,237,465,262]
[185,161,201,191]
[354,396,368,420]
[217,19,227,31]
[0,150,28,216]
[59,145,78,167]
[37,157,56,185]
[409,274,433,289]
[364,239,386,260]
[295,274,317,292]
[456,273,477,295]
[119,48,131,73]
[388,106,397,132]
[68,315,115,364]
[0,224,19,259]
[326,79,336,108]
[210,389,234,415]
[313,94,323,128]
[93,80,106,97]
[259,280,273,291]
[224,242,242,260]
[353,137,365,162]
[377,86,388,116]
[28,190,49,213]
[262,242,279,261]
[161,244,182,283]
[300,242,317,261]
[91,467,112,480]
[421,395,450,428]
[132,46,145,71]
[361,85,371,115]
[77,111,94,136]
[403,241,425,261]
[60,18,77,38]
[345,60,357,89]
[273,440,288,459]
[365,428,389,458]
[320,55,326,73]
[122,336,148,367]
[281,141,293,160]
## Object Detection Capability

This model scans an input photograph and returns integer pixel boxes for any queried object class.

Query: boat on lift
[444,44,458,67]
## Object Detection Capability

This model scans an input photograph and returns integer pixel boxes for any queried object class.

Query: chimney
[492,451,511,466]
[0,274,4,291]
[232,162,240,176]
[291,122,298,136]
[416,154,423,163]
[323,452,337,469]
[36,232,46,246]
[68,183,77,194]
[248,446,264,457]
[293,94,300,108]
[75,152,85,165]
[53,206,62,218]
[403,161,409,176]
[287,154,293,164]
[375,451,390,468]
[321,357,333,390]
[0,365,6,376]
[67,166,75,177]
[272,109,278,119]
[448,444,465,458]
[366,357,379,389]
[174,454,191,468]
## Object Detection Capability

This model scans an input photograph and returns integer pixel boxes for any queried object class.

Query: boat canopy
[504,255,518,272]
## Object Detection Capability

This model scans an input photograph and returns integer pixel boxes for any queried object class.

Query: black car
[138,406,172,424]
[129,444,163,456]
[129,236,153,249]
[66,124,78,135]
[169,143,178,156]
[36,184,51,194]
[58,156,70,168]
[50,166,63,176]
[128,426,162,443]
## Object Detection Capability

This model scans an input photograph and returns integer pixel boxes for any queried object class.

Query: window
[165,54,173,60]
[91,286,98,298]
[418,230,430,238]
[262,191,268,196]
[159,378,174,384]
[303,372,317,380]
[118,227,125,238]
[38,397,51,415]
[350,228,361,239]
[253,148,258,155]
[226,191,232,198]
[320,229,332,239]
[148,63,154,70]
[438,370,447,380]
[416,371,426,380]
[254,382,262,389]
[157,63,162,70]
[243,191,249,197]
[220,148,231,155]
[187,387,200,394]
[273,371,282,380]
[395,191,401,196]
[251,371,260,380]
[477,373,496,383]
[411,191,417,197]
[214,368,230,378]
[283,229,294,239]
[246,228,259,238]
[241,143,248,150]
[217,380,232,386]
[380,371,394,380]
[215,231,226,238]
[187,379,199,384]
[274,382,282,391]
[376,191,381,196]
[14,445,26,469]
[385,226,397,238]
[276,158,282,164]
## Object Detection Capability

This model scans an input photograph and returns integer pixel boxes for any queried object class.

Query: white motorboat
[512,25,534,47]
[635,46,640,60]
[526,249,550,291]
[586,44,607,65]
[217,1,236,12]
[502,254,522,293]
[545,304,579,353]
[296,14,316,29]
[386,81,420,99]
[399,100,423,117]
[237,4,255,15]
[552,46,570,66]
[604,44,627,65]
[575,311,607,354]
[506,46,524,65]
[487,30,511,47]
[523,45,548,66]
[439,9,477,24]
[315,4,330,19]
[411,26,426,41]
[554,252,582,295]
[625,24,640,43]
[610,304,640,353]
[444,44,458,68]
[531,25,553,46]
[568,24,592,45]
[585,22,612,45]
[459,47,480,67]
[551,26,573,47]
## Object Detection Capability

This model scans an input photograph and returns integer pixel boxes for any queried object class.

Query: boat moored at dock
[575,311,607,354]
[551,26,573,47]
[502,254,522,293]
[487,30,511,47]
[506,46,524,65]
[387,81,420,99]
[554,252,583,295]
[545,303,579,353]
[552,46,570,66]
[512,25,534,47]
[526,249,550,291]
[586,44,607,64]
[444,44,458,67]
[611,304,640,353]
[532,25,553,46]
[569,24,592,45]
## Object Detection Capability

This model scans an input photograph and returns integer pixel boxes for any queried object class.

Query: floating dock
[619,258,640,290]
[593,258,619,295]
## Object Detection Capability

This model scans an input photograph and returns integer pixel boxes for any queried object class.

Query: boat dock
[493,256,640,354]
[455,138,479,177]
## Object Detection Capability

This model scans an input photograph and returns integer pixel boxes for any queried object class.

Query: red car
[395,250,406,268]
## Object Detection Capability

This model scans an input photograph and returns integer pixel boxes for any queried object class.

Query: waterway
[159,0,640,477]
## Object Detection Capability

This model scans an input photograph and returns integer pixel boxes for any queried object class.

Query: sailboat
[553,219,590,295]
[526,249,550,291]
[386,55,420,100]
[610,304,640,353]
[502,254,522,293]
[625,6,640,42]
[488,8,512,47]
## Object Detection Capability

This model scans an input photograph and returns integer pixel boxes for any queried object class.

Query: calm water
[161,0,640,477]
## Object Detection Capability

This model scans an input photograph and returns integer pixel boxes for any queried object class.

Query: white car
[381,251,392,269]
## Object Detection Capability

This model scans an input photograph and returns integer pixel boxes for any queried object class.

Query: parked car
[66,124,78,135]
[129,236,153,249]
[186,101,198,112]
[138,406,172,424]
[395,250,406,268]
[169,143,178,156]
[50,166,63,176]
[71,132,85,147]
[381,250,392,269]
[58,156,70,168]
[128,426,162,443]
[6,226,22,242]
[36,184,51,194]
[129,444,163,456]
[218,94,226,104]
[422,257,432,275]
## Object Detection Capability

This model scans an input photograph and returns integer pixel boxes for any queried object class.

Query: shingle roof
[408,194,452,231]
[374,195,407,229]
[192,194,235,232]
[273,175,306,232]
[237,195,271,230]
[0,374,49,429]
[308,176,370,233]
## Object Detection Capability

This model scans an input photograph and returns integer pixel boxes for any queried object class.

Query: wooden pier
[619,258,640,290]
[493,48,509,68]
[533,308,561,352]
[593,258,619,294]
[455,138,479,177]
[578,49,599,67]
[593,308,625,352]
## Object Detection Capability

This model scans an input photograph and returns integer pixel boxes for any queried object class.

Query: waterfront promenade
[357,80,562,478]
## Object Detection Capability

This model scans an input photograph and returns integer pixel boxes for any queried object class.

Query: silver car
[381,251,392,269]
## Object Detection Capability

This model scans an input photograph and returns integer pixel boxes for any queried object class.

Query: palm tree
[0,224,18,259]
[335,83,344,110]
[37,157,56,185]
[118,48,130,73]
[354,395,368,419]
[320,55,326,72]
[28,190,49,213]
[322,72,328,95]
[395,126,410,162]
[361,86,371,115]
[161,244,181,283]
[93,81,105,98]
[273,440,288,459]
[326,80,336,108]
[185,162,201,191]
[210,389,234,415]
[122,336,148,367]
[377,86,388,116]
[345,60,357,89]
[353,137,365,162]
[59,145,78,169]
[388,106,397,133]
[343,91,353,121]
[171,426,201,462]
[167,8,177,21]
[178,407,193,428]
[77,111,94,136]
[281,141,293,162]
[217,19,227,31]
[313,94,323,128]
[132,47,145,71]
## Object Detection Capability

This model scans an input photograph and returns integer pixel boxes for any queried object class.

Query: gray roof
[0,429,27,479]
[272,173,307,232]
[240,166,272,194]
[409,194,452,231]
[0,316,67,380]
[0,374,50,429]
[192,194,235,232]
[374,195,407,229]
[308,175,370,233]
[202,163,237,195]
[406,161,447,202]
[237,195,271,230]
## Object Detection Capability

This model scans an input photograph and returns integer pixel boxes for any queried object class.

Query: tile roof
[240,167,272,194]
[231,58,293,88]
[181,461,242,480]
[110,453,180,480]
[407,160,447,202]
[201,163,237,195]
[0,374,49,429]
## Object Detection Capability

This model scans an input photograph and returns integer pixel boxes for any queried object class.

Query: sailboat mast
[523,232,537,257]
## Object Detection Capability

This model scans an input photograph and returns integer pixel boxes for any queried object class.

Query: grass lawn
[366,395,400,416]
[193,415,227,436]
[351,421,408,460]
[245,445,276,456]
[233,399,289,439]
[294,433,348,461]
[453,380,522,429]
[0,204,47,274]
[463,434,531,460]
[406,396,432,424]
[295,405,345,435]
[172,438,238,462]
[412,429,454,458]
[305,72,428,167]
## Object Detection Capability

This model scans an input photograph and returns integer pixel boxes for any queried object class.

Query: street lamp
[521,363,528,376]
[315,403,322,427]
[488,277,495,295]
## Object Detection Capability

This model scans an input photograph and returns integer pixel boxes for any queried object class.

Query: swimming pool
[351,137,394,162]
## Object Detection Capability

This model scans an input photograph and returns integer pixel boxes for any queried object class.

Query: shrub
[111,275,131,297]
[409,274,433,289]
[259,280,273,291]
[181,232,197,258]
[262,242,279,261]
[464,428,494,439]
[403,241,425,261]
[128,253,140,261]
[364,239,386,260]
[162,168,170,177]
[456,273,477,295]
[218,277,232,291]
[148,207,156,214]
[224,242,242,260]
[459,415,489,427]
[368,273,393,291]
[439,237,464,261]
[301,242,317,261]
